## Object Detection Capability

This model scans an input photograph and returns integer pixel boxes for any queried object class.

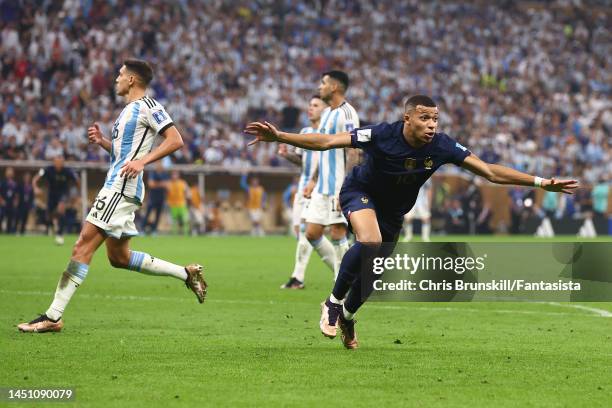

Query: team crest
[424,156,433,169]
[361,197,369,204]
[404,158,417,169]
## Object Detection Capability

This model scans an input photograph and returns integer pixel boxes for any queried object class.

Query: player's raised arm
[244,121,352,151]
[461,154,579,194]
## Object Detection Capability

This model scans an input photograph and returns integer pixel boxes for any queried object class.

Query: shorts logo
[361,197,369,204]
[152,110,167,124]
[404,158,417,169]
[424,156,434,169]
[357,129,372,142]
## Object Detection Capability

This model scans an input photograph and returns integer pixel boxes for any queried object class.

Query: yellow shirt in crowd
[247,186,264,210]
[167,179,187,208]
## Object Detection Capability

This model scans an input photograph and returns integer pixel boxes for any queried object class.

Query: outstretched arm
[461,154,579,194]
[245,121,352,151]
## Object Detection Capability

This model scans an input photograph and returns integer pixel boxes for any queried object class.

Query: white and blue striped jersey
[294,126,319,194]
[103,96,174,203]
[316,101,359,195]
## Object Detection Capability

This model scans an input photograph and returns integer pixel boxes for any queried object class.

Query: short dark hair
[311,94,323,100]
[123,59,154,86]
[405,95,437,111]
[323,70,349,91]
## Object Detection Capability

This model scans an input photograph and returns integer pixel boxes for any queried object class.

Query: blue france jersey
[345,121,470,214]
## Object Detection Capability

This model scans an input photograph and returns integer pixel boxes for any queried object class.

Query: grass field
[1,235,611,407]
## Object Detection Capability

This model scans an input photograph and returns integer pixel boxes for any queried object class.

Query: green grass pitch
[1,235,611,407]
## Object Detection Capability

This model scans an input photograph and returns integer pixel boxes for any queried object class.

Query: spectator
[141,161,170,235]
[16,171,34,234]
[166,170,189,235]
[188,183,205,236]
[0,0,607,178]
[0,167,19,233]
[241,173,266,237]
[592,177,609,219]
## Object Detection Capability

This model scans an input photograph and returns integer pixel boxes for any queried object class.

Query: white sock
[403,220,413,241]
[309,236,335,272]
[422,222,431,242]
[291,231,313,282]
[332,237,349,280]
[584,218,597,237]
[46,260,89,321]
[342,304,355,320]
[543,217,555,237]
[127,251,188,281]
[329,293,343,305]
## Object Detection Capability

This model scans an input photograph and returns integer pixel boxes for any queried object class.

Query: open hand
[244,121,280,146]
[542,178,579,194]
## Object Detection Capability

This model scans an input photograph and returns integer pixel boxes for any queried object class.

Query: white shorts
[406,200,431,220]
[291,193,310,227]
[249,208,263,223]
[86,188,140,239]
[190,207,204,225]
[304,192,347,226]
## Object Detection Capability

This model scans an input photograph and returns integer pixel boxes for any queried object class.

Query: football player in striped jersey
[302,71,360,281]
[18,59,207,334]
[278,95,327,289]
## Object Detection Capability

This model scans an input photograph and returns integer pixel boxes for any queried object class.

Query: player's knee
[329,225,347,240]
[305,229,321,241]
[356,231,382,245]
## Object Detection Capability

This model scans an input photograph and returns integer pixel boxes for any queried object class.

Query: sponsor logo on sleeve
[357,129,372,142]
[152,110,167,125]
[455,142,467,151]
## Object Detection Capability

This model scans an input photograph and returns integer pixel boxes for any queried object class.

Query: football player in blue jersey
[245,94,578,349]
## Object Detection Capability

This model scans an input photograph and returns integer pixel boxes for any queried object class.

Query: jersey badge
[404,158,417,169]
[152,110,167,124]
[424,156,433,170]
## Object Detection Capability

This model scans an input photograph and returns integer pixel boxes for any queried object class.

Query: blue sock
[332,242,365,301]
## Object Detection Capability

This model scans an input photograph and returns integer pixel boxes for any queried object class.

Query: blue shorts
[339,182,403,243]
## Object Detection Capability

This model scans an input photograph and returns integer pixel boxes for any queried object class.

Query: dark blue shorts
[47,194,68,213]
[339,182,403,243]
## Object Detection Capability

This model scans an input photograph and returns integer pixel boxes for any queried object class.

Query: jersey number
[93,195,107,211]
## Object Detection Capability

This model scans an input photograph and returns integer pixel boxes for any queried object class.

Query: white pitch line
[2,289,609,318]
[544,302,612,317]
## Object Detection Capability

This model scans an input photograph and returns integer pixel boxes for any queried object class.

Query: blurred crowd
[0,0,610,185]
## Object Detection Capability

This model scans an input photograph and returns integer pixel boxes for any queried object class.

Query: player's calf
[125,251,207,303]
